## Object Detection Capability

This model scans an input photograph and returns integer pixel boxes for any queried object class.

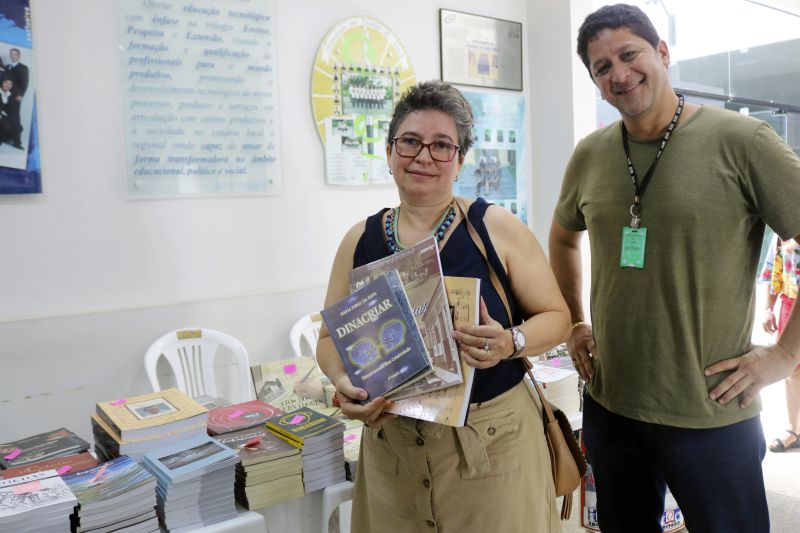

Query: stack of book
[530,356,581,417]
[91,389,208,462]
[0,470,77,532]
[342,424,363,482]
[0,428,91,472]
[142,434,239,531]
[63,455,158,533]
[266,407,346,493]
[206,399,283,436]
[215,426,303,510]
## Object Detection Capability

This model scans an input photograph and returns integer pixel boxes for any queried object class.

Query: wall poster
[119,0,281,198]
[0,1,40,195]
[440,9,522,91]
[456,90,527,223]
[311,17,416,186]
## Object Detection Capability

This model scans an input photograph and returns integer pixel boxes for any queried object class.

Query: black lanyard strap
[621,93,684,228]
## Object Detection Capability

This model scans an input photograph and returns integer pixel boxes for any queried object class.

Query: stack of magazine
[266,407,346,493]
[529,355,581,417]
[215,426,303,510]
[323,235,481,426]
[342,424,363,482]
[206,399,282,436]
[0,428,91,472]
[0,470,77,532]
[63,455,158,533]
[91,389,208,462]
[141,434,239,531]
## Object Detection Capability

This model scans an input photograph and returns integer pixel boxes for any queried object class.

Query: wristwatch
[510,326,526,358]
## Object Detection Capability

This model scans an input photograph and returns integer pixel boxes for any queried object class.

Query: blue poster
[0,1,40,194]
[457,91,526,223]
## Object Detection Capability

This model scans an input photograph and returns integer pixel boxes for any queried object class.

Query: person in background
[760,234,800,452]
[549,4,800,533]
[2,48,28,149]
[0,79,17,145]
[317,80,570,532]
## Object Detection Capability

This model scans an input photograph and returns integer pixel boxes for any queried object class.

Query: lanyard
[621,93,684,229]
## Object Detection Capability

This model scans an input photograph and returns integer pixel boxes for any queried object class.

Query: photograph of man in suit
[3,47,28,149]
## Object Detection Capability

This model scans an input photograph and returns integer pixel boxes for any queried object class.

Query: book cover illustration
[62,455,155,508]
[266,407,345,447]
[0,428,90,469]
[214,427,299,466]
[387,276,481,426]
[322,269,433,399]
[143,434,237,486]
[0,470,76,520]
[206,400,283,435]
[1,451,98,479]
[95,388,207,440]
[250,356,337,417]
[349,235,463,398]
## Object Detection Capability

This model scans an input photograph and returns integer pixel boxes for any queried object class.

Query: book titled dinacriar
[322,269,433,400]
[95,388,208,441]
[349,235,463,399]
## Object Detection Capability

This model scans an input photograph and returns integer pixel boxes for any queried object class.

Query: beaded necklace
[384,202,456,254]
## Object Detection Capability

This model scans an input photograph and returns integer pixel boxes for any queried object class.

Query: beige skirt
[351,380,561,533]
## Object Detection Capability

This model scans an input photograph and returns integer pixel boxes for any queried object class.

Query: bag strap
[453,197,556,426]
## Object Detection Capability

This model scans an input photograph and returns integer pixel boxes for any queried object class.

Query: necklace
[384,202,456,254]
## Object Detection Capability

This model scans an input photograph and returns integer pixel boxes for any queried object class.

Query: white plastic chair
[322,480,354,533]
[144,328,253,404]
[289,312,323,358]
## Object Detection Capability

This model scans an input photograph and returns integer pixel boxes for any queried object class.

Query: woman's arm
[316,220,397,428]
[452,203,570,367]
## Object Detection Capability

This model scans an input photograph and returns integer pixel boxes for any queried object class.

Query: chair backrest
[289,313,323,358]
[144,328,253,403]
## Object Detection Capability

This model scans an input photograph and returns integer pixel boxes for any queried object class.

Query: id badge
[620,226,647,269]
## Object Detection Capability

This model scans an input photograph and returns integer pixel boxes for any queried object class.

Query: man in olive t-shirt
[549,5,800,533]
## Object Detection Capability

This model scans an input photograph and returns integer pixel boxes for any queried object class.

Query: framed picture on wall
[439,9,522,91]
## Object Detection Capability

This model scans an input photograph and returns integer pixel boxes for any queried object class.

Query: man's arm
[706,234,800,407]
[549,217,596,381]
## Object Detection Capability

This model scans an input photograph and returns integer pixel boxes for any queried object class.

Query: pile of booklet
[0,470,77,532]
[63,455,158,533]
[342,424,363,482]
[530,355,581,416]
[141,434,239,531]
[266,407,346,493]
[0,428,91,472]
[92,388,208,462]
[215,426,304,510]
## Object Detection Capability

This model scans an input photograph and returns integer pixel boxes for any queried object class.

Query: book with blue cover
[321,269,433,400]
[142,434,238,486]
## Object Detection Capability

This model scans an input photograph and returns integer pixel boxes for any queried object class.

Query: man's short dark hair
[9,48,20,56]
[576,4,660,76]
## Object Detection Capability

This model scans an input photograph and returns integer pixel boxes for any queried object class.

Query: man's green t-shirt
[555,106,800,428]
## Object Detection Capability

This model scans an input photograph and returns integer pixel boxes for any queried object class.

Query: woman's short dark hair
[387,80,474,156]
[576,4,660,77]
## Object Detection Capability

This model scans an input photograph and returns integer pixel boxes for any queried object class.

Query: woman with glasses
[317,80,570,532]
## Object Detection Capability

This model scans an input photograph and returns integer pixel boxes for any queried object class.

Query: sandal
[768,430,800,452]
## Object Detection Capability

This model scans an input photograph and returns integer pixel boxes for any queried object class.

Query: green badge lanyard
[619,93,684,269]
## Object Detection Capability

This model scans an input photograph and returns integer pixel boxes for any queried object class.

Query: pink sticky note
[243,436,262,448]
[550,358,562,367]
[3,448,21,460]
[283,363,297,375]
[344,434,357,442]
[13,480,41,495]
[110,398,127,406]
[91,463,108,483]
[230,409,245,418]
[57,465,72,475]
[288,415,305,425]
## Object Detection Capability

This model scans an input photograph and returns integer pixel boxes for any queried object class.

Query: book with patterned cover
[348,235,463,398]
[0,470,77,521]
[385,276,480,426]
[323,269,434,399]
[0,428,90,469]
[206,400,283,435]
[0,451,98,479]
[214,426,300,466]
[95,388,207,441]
